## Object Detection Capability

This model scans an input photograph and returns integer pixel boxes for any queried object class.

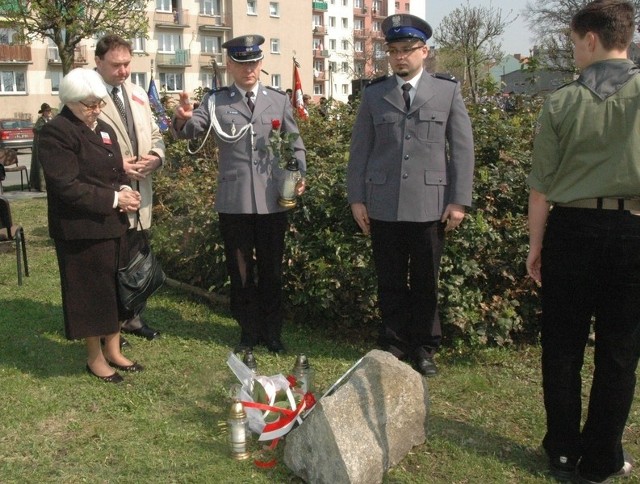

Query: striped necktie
[111,86,127,124]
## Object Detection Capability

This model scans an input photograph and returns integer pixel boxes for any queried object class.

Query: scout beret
[222,35,265,63]
[382,14,433,44]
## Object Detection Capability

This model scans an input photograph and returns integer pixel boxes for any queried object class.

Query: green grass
[1,198,639,483]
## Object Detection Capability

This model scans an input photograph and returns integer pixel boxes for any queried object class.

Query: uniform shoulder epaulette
[365,75,389,88]
[212,86,229,94]
[432,72,458,83]
[266,85,286,95]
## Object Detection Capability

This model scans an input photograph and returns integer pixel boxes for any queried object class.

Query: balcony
[155,8,190,28]
[371,8,387,18]
[46,45,88,66]
[197,13,231,30]
[313,70,326,81]
[199,52,226,68]
[312,1,328,12]
[312,25,327,35]
[0,44,31,64]
[313,49,329,59]
[354,7,367,16]
[354,29,366,38]
[156,49,191,67]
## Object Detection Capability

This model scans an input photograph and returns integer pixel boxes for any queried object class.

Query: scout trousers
[541,206,640,481]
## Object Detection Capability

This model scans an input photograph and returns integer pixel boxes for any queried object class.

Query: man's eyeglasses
[385,45,424,58]
[79,99,107,111]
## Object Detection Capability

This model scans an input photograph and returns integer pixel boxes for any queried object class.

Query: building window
[201,0,221,16]
[51,71,62,93]
[247,0,257,15]
[354,19,364,30]
[355,40,363,52]
[156,0,173,12]
[355,62,364,75]
[270,38,280,54]
[201,35,221,53]
[329,39,336,50]
[157,33,181,53]
[0,70,26,93]
[354,0,363,8]
[329,16,335,27]
[313,84,324,95]
[405,3,410,11]
[159,72,184,92]
[130,72,147,88]
[341,61,349,72]
[314,60,324,71]
[342,17,348,28]
[313,38,322,50]
[342,84,348,94]
[313,14,322,27]
[341,39,349,50]
[342,0,348,5]
[271,74,281,88]
[372,21,380,32]
[329,61,337,72]
[132,37,146,53]
[200,72,215,89]
[269,2,279,17]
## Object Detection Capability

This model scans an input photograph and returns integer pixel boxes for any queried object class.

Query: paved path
[1,151,46,201]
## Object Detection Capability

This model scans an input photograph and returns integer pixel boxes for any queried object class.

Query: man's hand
[350,202,370,235]
[441,203,465,232]
[175,92,193,120]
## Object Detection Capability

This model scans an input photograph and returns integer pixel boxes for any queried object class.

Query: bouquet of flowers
[227,352,316,442]
[268,119,299,166]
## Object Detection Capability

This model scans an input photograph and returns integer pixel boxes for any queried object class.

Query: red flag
[293,61,309,121]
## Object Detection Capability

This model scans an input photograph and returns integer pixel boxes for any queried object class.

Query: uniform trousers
[370,218,444,359]
[218,211,288,343]
[541,206,640,481]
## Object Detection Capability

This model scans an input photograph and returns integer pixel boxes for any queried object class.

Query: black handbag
[117,214,166,313]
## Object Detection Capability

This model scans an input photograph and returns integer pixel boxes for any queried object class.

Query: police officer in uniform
[347,14,474,377]
[173,35,306,354]
[527,1,639,481]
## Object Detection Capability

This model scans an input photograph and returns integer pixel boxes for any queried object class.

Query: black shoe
[548,455,577,481]
[100,336,130,349]
[86,364,124,383]
[122,325,160,340]
[108,361,144,373]
[234,333,257,353]
[265,338,286,354]
[415,356,438,377]
[576,454,633,483]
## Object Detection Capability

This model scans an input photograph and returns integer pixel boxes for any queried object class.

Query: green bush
[152,95,544,347]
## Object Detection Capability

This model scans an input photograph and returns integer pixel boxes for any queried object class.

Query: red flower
[304,392,316,409]
[286,375,297,387]
[271,119,281,130]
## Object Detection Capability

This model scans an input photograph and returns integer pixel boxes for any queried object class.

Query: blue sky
[417,0,535,56]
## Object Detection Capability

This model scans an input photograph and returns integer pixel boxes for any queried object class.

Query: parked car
[0,118,34,151]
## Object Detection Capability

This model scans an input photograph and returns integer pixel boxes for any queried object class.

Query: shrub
[152,94,544,347]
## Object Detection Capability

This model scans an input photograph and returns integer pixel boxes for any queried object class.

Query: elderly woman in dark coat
[39,68,143,383]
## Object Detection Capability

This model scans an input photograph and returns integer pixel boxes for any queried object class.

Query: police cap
[222,35,265,63]
[382,14,432,44]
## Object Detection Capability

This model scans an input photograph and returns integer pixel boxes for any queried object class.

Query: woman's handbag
[117,214,166,313]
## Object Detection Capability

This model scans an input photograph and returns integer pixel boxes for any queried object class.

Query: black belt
[555,198,640,211]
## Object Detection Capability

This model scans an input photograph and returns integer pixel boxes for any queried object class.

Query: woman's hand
[118,189,141,213]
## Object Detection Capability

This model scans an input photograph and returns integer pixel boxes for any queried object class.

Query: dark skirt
[54,236,127,340]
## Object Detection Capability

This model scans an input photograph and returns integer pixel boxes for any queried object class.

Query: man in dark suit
[347,14,475,376]
[173,35,306,353]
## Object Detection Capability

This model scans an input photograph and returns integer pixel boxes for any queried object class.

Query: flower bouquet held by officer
[527,1,640,482]
[347,14,474,377]
[173,35,306,354]
[38,68,144,383]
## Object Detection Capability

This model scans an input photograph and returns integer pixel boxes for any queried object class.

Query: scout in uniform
[173,35,306,354]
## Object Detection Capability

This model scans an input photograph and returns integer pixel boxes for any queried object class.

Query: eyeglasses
[79,99,107,111]
[385,45,424,58]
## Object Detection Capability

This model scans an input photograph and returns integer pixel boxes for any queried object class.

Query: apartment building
[0,0,312,120]
[0,0,423,118]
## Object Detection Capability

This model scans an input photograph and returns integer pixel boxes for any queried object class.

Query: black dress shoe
[100,336,130,349]
[415,357,438,377]
[122,325,160,340]
[86,364,124,383]
[108,361,144,373]
[265,338,286,354]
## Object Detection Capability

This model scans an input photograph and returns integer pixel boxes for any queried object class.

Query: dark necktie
[111,86,127,124]
[402,83,412,111]
[246,91,255,113]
